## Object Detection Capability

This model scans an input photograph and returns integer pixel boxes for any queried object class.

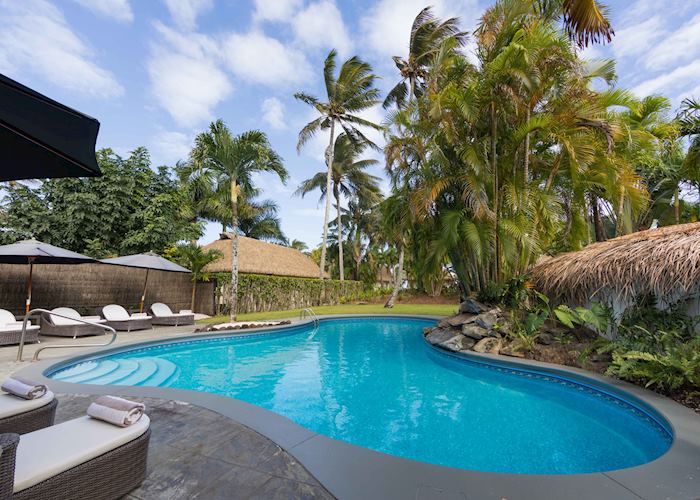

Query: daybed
[149,303,195,326]
[101,305,152,332]
[0,309,39,346]
[40,308,107,337]
[0,391,57,435]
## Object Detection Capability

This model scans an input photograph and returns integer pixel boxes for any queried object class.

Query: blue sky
[1,0,699,247]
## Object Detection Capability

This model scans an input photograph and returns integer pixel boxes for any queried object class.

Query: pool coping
[15,314,700,500]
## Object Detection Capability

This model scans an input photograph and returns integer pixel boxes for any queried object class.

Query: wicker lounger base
[0,399,57,435]
[151,315,195,327]
[14,428,150,500]
[0,329,39,347]
[104,318,153,332]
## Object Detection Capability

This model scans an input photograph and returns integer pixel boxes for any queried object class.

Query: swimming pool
[48,317,672,474]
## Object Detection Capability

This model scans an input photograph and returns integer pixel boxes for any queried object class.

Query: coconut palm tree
[189,121,287,320]
[295,133,381,280]
[384,6,467,109]
[289,239,309,252]
[238,198,287,244]
[295,50,382,280]
[175,244,223,310]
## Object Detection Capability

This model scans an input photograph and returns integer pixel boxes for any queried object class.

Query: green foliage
[0,148,200,256]
[476,276,530,308]
[552,303,609,333]
[509,309,547,353]
[173,244,223,283]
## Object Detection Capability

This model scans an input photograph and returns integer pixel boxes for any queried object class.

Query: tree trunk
[335,186,344,281]
[674,186,681,224]
[385,244,404,308]
[318,120,336,280]
[523,107,530,185]
[490,102,500,282]
[191,280,197,311]
[230,179,240,321]
[615,189,626,236]
[590,193,606,242]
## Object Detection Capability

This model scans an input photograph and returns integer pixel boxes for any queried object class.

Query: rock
[500,341,526,358]
[425,327,461,345]
[462,323,490,340]
[475,310,500,330]
[473,337,502,354]
[459,298,488,314]
[437,318,451,328]
[441,334,476,352]
[447,313,477,327]
[538,332,554,345]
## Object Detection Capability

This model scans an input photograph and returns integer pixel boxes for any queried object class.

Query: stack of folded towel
[87,395,145,427]
[1,376,47,400]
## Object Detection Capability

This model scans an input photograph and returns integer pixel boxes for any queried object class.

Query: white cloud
[150,130,192,165]
[222,31,312,87]
[253,0,302,22]
[360,0,481,59]
[261,97,287,129]
[292,1,352,55]
[0,0,123,98]
[644,14,700,71]
[73,0,134,23]
[612,16,664,59]
[147,22,232,126]
[162,0,213,31]
[632,59,700,98]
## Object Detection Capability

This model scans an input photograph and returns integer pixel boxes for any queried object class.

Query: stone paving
[54,394,334,500]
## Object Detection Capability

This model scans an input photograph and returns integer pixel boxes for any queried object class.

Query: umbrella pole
[25,258,35,315]
[140,268,149,313]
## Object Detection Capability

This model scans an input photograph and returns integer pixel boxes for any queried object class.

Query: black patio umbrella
[100,253,191,313]
[0,239,96,313]
[0,73,101,181]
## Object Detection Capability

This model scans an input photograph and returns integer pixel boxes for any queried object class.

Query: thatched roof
[531,222,700,314]
[203,234,324,278]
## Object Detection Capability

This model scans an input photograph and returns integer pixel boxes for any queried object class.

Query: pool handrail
[16,308,117,362]
[299,308,319,328]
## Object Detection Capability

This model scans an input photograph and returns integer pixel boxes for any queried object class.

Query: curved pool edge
[15,314,700,500]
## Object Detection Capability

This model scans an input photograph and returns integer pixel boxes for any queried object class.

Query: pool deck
[5,316,700,499]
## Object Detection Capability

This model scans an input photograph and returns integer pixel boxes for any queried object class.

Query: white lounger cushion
[0,324,39,332]
[13,414,150,493]
[50,308,107,326]
[102,304,129,321]
[150,303,173,317]
[0,391,54,419]
[0,309,18,324]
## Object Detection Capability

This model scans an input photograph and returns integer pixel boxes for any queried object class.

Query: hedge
[212,273,363,315]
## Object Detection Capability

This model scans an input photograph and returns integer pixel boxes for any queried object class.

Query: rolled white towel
[1,376,48,400]
[87,395,145,427]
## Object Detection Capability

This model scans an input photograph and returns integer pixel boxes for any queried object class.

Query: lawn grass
[197,302,458,324]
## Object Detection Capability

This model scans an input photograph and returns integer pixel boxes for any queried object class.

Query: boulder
[500,341,526,358]
[473,337,502,354]
[446,313,477,327]
[441,334,476,352]
[462,323,490,340]
[538,332,554,345]
[475,309,500,330]
[425,327,461,346]
[459,298,488,314]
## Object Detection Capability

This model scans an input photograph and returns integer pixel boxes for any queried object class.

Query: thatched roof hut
[203,234,324,278]
[531,222,700,318]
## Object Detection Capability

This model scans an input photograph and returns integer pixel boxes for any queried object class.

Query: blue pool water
[49,317,672,474]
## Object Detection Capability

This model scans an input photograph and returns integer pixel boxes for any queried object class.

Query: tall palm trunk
[590,193,606,241]
[319,120,336,280]
[490,101,500,282]
[230,179,240,321]
[385,245,404,308]
[335,185,344,281]
[674,186,681,224]
[523,107,530,184]
[191,279,197,311]
[615,189,626,236]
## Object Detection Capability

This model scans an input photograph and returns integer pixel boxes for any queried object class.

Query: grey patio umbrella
[100,253,190,313]
[0,73,101,181]
[0,239,96,313]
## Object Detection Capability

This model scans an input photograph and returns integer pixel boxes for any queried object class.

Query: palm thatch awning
[531,222,700,316]
[203,234,324,278]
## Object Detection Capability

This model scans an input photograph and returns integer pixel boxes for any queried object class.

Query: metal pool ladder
[16,308,118,362]
[300,308,320,339]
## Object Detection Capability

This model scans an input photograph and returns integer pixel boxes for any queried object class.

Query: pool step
[55,357,179,387]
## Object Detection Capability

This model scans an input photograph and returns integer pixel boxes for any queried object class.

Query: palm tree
[189,121,287,320]
[295,133,381,280]
[174,244,223,310]
[290,239,309,252]
[295,49,382,280]
[535,0,614,47]
[381,190,412,307]
[238,197,287,243]
[384,6,466,109]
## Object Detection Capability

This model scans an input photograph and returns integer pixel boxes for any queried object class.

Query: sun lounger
[149,303,195,326]
[0,400,150,499]
[40,307,108,337]
[0,390,57,435]
[0,309,39,346]
[101,305,152,332]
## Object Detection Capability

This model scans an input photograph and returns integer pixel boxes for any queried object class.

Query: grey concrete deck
[54,394,333,500]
